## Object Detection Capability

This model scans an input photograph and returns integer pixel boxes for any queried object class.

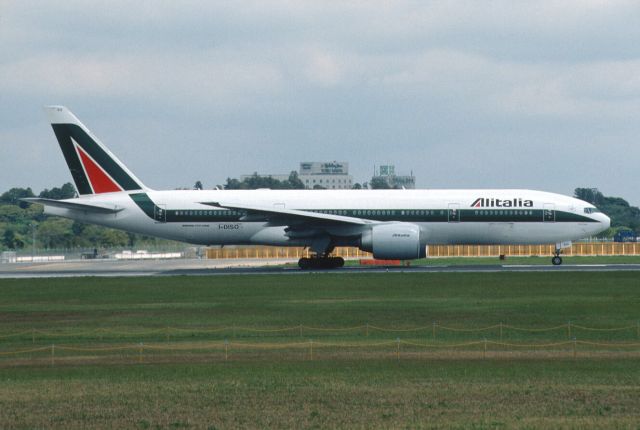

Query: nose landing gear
[551,249,563,266]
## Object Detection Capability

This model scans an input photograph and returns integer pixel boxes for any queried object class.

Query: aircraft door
[154,204,167,223]
[448,203,460,222]
[543,203,555,222]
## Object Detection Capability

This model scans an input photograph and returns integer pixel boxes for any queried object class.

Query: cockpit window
[584,207,601,214]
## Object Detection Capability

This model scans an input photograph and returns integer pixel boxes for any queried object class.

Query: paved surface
[1,259,640,278]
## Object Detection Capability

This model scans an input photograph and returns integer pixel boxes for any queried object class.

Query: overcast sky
[2,1,640,204]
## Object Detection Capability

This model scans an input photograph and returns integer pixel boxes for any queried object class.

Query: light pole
[31,223,36,259]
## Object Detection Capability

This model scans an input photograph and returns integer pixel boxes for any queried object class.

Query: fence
[2,339,640,365]
[2,323,639,365]
[205,246,371,259]
[2,322,639,343]
[428,242,640,257]
[204,243,640,259]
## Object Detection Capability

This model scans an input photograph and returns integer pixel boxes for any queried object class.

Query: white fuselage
[45,188,610,249]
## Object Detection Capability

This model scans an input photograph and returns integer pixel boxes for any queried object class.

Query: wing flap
[21,198,123,214]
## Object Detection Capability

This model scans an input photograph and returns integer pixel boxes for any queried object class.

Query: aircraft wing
[200,201,374,226]
[21,198,124,214]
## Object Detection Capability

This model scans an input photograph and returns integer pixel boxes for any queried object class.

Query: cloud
[2,1,640,204]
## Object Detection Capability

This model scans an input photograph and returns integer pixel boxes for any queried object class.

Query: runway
[2,259,640,278]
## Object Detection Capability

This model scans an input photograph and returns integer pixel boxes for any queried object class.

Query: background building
[242,162,353,189]
[298,162,352,189]
[371,165,416,189]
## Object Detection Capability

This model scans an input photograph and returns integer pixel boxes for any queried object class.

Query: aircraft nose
[602,213,611,230]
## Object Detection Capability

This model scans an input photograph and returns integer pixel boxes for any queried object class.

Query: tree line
[0,183,173,251]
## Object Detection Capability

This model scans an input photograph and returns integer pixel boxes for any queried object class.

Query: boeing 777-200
[24,106,611,269]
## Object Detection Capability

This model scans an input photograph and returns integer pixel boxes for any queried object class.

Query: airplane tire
[551,256,563,266]
[298,258,310,270]
[298,257,344,270]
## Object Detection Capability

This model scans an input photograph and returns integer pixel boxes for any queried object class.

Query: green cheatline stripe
[130,194,598,224]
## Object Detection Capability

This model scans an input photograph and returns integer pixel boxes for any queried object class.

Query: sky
[2,1,640,204]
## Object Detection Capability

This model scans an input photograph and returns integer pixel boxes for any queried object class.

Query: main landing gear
[551,249,563,266]
[298,238,345,270]
[298,256,345,270]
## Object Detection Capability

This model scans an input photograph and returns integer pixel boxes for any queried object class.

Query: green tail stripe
[130,193,156,219]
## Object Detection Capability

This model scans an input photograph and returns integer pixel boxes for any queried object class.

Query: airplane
[24,106,611,269]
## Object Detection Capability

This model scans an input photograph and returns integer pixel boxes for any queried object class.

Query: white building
[241,162,354,189]
[299,162,353,189]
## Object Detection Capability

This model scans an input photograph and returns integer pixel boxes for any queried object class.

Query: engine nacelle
[361,223,426,260]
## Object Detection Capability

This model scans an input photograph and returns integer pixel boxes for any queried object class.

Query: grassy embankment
[0,272,639,428]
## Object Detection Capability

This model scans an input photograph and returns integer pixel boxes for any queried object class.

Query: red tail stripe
[76,145,122,193]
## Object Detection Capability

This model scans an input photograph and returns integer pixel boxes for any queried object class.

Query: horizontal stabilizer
[21,198,124,214]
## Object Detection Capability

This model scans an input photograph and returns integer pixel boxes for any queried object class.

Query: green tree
[575,187,640,234]
[2,229,17,249]
[99,229,129,247]
[285,171,305,189]
[225,172,306,190]
[39,183,77,199]
[224,178,244,190]
[1,187,35,208]
[37,218,75,249]
[369,177,391,189]
[574,188,605,206]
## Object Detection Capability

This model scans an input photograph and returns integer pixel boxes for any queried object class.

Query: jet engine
[360,223,426,260]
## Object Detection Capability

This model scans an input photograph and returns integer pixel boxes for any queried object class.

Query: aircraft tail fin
[45,106,148,196]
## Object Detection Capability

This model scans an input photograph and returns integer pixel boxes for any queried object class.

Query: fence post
[483,338,487,359]
[432,322,436,340]
[32,329,35,344]
[224,340,228,361]
[567,321,571,339]
[299,324,303,337]
[51,344,55,366]
[366,323,369,337]
[572,337,577,359]
[309,339,313,361]
[396,337,400,361]
[499,322,503,341]
[138,342,143,364]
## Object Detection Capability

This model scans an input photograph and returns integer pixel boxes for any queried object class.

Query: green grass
[2,359,640,429]
[1,273,640,428]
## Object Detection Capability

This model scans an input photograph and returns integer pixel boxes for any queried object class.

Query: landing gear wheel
[551,256,563,266]
[298,256,344,270]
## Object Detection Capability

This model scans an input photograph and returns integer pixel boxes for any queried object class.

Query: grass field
[1,272,640,428]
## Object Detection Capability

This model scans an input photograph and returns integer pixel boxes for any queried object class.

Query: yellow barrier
[204,243,640,259]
